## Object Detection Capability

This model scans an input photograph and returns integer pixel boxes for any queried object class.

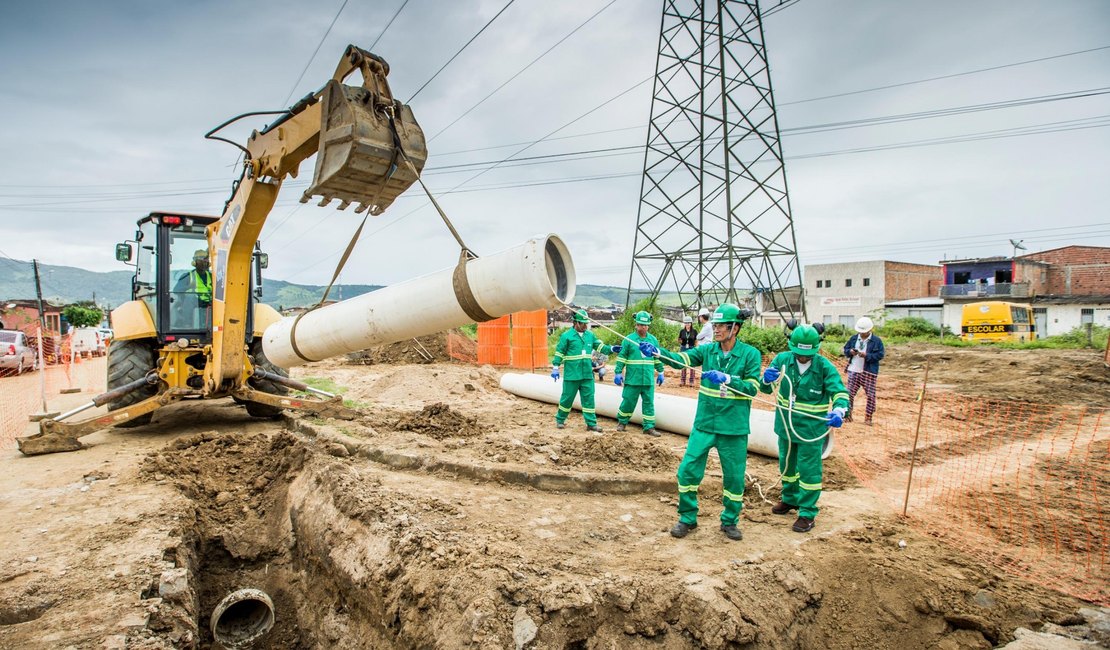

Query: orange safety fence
[834,365,1108,605]
[1,332,108,450]
[446,330,478,363]
[476,315,510,365]
[510,310,548,370]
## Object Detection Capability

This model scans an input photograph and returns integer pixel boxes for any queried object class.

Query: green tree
[63,303,103,328]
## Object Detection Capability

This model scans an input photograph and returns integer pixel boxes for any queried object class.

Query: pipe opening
[211,588,275,648]
[544,236,575,303]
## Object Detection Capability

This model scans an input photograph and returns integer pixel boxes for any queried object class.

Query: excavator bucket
[303,80,427,214]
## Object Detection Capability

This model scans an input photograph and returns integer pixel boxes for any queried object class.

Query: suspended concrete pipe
[264,235,574,368]
[499,373,834,460]
[210,588,275,648]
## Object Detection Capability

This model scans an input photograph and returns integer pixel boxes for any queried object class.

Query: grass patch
[297,376,347,395]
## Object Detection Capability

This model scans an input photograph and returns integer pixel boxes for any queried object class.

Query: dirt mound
[882,342,1110,405]
[141,430,308,560]
[379,402,483,440]
[345,331,461,365]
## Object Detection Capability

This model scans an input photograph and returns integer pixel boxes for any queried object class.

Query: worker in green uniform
[551,309,609,432]
[612,310,665,437]
[638,303,761,541]
[759,324,849,533]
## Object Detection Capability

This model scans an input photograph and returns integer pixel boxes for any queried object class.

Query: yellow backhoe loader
[19,45,427,455]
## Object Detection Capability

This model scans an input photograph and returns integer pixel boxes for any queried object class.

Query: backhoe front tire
[245,339,288,419]
[107,339,158,428]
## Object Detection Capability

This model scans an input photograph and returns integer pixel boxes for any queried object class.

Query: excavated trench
[139,423,1087,649]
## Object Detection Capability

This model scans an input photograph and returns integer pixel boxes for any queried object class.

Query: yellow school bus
[960,301,1037,343]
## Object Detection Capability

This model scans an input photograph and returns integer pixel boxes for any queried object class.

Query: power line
[407,0,516,103]
[368,0,410,51]
[779,44,1110,107]
[427,0,618,142]
[281,0,351,106]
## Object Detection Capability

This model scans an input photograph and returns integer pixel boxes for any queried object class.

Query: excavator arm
[205,45,427,391]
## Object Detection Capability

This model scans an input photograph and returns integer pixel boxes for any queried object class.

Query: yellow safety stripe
[699,386,751,401]
[744,378,760,389]
[621,359,657,365]
[832,392,849,403]
[722,489,743,502]
[782,473,799,483]
[561,354,592,361]
[677,483,699,493]
[643,415,655,422]
[776,395,830,413]
[799,481,822,491]
[677,351,692,366]
[616,409,632,418]
[582,408,596,413]
[558,405,572,413]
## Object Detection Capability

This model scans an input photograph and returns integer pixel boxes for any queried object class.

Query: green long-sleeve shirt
[614,332,664,386]
[759,352,850,442]
[656,342,761,436]
[552,328,607,381]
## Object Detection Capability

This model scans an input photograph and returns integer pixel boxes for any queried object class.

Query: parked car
[72,327,107,358]
[0,329,38,375]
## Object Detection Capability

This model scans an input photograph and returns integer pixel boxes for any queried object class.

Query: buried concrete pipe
[210,588,275,648]
[499,372,834,460]
[263,234,575,367]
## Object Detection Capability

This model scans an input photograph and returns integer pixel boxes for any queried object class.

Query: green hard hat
[788,324,821,357]
[710,303,746,325]
[573,309,589,323]
[633,310,653,325]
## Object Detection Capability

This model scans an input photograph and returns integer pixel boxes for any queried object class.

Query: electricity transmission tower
[626,0,803,319]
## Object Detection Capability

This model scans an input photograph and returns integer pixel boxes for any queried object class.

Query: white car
[72,327,107,358]
[0,329,38,375]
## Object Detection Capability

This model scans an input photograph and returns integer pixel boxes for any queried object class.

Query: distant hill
[0,259,647,310]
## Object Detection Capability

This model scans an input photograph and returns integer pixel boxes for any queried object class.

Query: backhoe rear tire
[245,339,288,419]
[107,339,158,428]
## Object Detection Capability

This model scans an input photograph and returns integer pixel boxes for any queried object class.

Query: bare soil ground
[0,342,1107,648]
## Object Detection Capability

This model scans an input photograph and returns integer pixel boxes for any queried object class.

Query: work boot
[555,422,565,430]
[771,501,797,515]
[864,417,873,426]
[719,524,742,541]
[586,425,603,433]
[642,428,660,438]
[615,423,627,432]
[670,521,696,538]
[792,516,815,533]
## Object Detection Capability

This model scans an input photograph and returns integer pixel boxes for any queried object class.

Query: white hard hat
[697,307,710,317]
[855,316,874,333]
[683,316,693,323]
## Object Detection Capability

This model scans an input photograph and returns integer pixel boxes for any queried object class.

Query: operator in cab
[173,249,212,327]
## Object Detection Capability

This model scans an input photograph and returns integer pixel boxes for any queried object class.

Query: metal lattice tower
[626,0,803,319]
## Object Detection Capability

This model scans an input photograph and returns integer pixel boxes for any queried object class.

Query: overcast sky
[1,0,1107,294]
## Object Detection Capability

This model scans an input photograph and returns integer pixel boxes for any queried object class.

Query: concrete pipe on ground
[499,373,834,460]
[263,235,574,368]
[210,588,275,648]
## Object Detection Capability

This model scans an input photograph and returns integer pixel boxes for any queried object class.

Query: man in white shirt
[695,307,714,345]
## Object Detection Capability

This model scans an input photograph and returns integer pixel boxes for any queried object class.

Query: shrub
[878,317,941,338]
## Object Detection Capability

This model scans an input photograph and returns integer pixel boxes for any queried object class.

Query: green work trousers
[676,428,747,526]
[777,436,824,519]
[616,385,655,431]
[555,378,598,426]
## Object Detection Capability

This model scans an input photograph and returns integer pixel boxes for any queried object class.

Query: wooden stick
[903,359,931,517]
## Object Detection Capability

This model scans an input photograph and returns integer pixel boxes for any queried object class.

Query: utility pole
[32,259,47,333]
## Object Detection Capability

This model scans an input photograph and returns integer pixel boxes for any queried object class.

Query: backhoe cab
[18,45,427,456]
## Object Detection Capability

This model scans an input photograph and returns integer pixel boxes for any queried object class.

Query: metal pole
[36,325,48,413]
[902,359,930,516]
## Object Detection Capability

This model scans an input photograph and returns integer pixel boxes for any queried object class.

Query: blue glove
[609,344,622,354]
[826,412,844,428]
[614,373,623,386]
[639,342,659,357]
[762,366,781,383]
[656,372,664,386]
[550,366,560,381]
[703,370,728,385]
